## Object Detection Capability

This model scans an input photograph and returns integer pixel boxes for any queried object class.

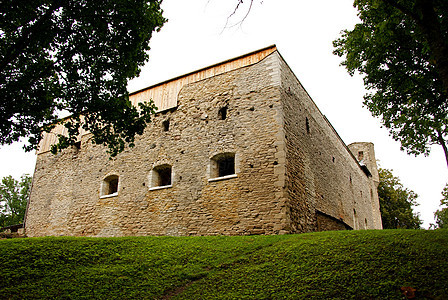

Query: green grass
[1,230,447,299]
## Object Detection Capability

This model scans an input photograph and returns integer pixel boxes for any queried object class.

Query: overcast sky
[0,0,446,228]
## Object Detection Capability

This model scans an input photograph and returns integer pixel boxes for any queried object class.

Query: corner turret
[348,142,379,187]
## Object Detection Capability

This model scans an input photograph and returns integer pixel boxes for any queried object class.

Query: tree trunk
[436,129,448,169]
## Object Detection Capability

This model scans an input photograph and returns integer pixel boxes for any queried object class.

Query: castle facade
[25,45,382,237]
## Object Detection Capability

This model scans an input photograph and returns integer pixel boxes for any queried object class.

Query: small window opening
[218,106,227,120]
[151,164,172,187]
[218,157,235,177]
[210,153,236,179]
[108,178,118,194]
[159,168,171,186]
[306,117,310,134]
[162,119,170,132]
[101,175,119,197]
[358,151,364,161]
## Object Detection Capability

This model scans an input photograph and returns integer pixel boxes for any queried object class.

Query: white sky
[0,0,446,228]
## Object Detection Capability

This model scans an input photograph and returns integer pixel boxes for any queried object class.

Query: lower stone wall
[316,211,351,231]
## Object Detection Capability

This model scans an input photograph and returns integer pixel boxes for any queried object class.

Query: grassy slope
[0,230,447,299]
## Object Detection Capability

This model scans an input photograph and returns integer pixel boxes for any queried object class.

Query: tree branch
[221,0,254,32]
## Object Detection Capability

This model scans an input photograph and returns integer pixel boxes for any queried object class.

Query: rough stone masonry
[24,45,382,237]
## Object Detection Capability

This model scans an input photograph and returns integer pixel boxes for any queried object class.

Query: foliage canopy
[377,168,422,229]
[0,174,31,228]
[333,0,448,167]
[0,0,166,156]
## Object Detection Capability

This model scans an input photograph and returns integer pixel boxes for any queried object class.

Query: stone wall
[277,52,382,231]
[316,211,351,231]
[25,49,382,237]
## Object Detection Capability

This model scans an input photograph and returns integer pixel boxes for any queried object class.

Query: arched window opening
[209,152,236,180]
[101,175,119,197]
[151,164,172,188]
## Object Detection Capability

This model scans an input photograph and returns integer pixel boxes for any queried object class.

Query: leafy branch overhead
[0,0,166,156]
[333,0,448,167]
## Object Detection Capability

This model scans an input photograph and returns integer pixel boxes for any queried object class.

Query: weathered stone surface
[25,48,382,237]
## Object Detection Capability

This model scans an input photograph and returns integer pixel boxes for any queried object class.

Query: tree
[0,0,166,156]
[221,0,256,30]
[377,168,422,229]
[333,0,448,167]
[0,175,32,228]
[434,184,448,228]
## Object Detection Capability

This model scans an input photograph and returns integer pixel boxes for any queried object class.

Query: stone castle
[25,45,382,237]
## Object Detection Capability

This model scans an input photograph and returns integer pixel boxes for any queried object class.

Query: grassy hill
[1,229,447,299]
